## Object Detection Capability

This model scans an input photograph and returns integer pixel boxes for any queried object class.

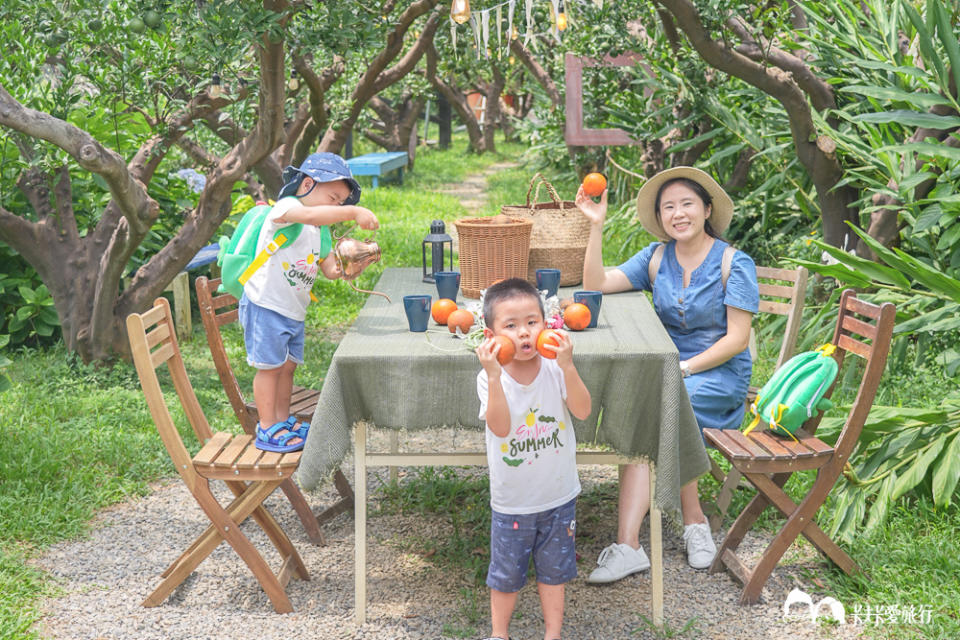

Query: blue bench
[346,151,409,189]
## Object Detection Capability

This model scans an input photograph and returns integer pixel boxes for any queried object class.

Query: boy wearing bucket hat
[240,152,378,453]
[575,166,758,577]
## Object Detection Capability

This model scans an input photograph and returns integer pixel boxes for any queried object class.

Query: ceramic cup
[403,294,432,332]
[434,271,461,301]
[536,268,562,298]
[573,290,603,328]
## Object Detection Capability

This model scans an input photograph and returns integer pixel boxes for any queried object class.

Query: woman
[575,166,758,580]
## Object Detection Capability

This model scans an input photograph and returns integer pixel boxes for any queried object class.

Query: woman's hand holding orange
[575,184,608,226]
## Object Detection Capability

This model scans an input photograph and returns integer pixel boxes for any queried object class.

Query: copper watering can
[333,227,391,302]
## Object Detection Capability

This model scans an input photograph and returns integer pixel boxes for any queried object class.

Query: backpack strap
[238,223,304,288]
[647,243,665,287]
[647,242,737,290]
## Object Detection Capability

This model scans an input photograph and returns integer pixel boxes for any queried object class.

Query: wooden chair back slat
[140,302,168,328]
[755,265,804,282]
[836,334,872,360]
[149,342,176,369]
[216,308,240,326]
[757,282,797,301]
[841,314,878,340]
[757,300,793,315]
[846,294,884,319]
[146,322,171,349]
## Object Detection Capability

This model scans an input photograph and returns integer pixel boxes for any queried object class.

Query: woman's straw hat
[635,166,733,241]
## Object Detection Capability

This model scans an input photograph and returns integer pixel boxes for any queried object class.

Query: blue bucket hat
[278,152,362,205]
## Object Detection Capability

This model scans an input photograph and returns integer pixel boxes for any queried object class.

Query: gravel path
[34,428,866,640]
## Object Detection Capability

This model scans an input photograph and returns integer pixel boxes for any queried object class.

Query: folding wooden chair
[703,289,895,604]
[706,265,809,530]
[126,297,309,613]
[195,276,354,546]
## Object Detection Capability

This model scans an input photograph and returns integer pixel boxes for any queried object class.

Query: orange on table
[432,298,458,325]
[447,309,475,333]
[582,172,607,197]
[536,329,559,359]
[563,302,591,331]
[492,335,515,365]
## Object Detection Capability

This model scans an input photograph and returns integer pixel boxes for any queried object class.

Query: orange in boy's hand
[536,329,559,359]
[447,309,475,333]
[432,298,458,325]
[582,172,607,197]
[492,335,515,365]
[563,303,591,331]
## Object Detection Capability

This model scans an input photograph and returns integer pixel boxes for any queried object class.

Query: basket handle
[525,172,565,210]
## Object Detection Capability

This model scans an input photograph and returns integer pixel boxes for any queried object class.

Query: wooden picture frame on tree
[564,51,645,146]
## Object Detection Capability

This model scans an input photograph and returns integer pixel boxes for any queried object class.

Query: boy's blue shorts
[486,498,577,593]
[238,297,305,370]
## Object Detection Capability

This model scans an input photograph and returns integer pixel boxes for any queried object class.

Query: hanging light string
[450,0,599,59]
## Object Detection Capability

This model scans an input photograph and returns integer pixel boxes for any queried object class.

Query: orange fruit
[536,329,559,359]
[582,172,607,197]
[492,335,515,365]
[432,298,458,325]
[447,309,475,333]
[563,302,591,331]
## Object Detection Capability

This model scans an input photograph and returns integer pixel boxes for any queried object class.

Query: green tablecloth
[298,267,709,520]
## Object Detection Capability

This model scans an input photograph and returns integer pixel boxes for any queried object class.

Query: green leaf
[865,472,896,533]
[894,303,960,334]
[853,110,960,129]
[879,141,960,162]
[904,1,949,92]
[914,204,943,232]
[891,437,947,500]
[784,258,873,288]
[17,286,36,304]
[840,85,952,110]
[932,432,960,507]
[891,246,960,302]
[932,0,960,99]
[811,240,912,288]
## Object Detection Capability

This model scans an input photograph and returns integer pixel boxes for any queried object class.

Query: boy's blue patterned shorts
[238,296,305,369]
[486,498,577,593]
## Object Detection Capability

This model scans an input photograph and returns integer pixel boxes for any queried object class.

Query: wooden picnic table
[297,267,710,627]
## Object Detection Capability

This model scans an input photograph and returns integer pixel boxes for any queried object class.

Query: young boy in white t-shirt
[239,152,378,453]
[475,278,592,640]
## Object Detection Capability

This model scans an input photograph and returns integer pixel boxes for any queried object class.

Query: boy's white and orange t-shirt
[477,358,581,515]
[242,197,332,322]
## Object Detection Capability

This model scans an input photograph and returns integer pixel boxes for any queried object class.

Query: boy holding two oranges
[475,277,592,640]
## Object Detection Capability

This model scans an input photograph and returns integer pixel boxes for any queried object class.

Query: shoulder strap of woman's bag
[648,243,736,290]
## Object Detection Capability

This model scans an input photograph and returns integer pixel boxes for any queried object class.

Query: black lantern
[422,219,453,283]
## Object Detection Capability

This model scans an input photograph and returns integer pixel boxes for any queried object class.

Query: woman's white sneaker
[586,542,651,584]
[683,522,717,569]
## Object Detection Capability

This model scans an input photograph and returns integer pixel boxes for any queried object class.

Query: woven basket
[501,173,592,286]
[454,216,533,298]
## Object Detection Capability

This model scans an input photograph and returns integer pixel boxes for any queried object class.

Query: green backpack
[744,344,839,440]
[216,199,328,300]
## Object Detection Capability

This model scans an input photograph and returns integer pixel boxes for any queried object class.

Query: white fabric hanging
[524,0,533,46]
[481,9,490,58]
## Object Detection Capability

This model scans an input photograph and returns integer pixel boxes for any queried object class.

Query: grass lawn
[1,134,957,639]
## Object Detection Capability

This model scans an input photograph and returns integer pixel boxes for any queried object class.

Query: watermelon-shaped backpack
[744,344,839,440]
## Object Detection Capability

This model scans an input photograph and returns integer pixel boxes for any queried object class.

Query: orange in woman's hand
[536,329,559,359]
[582,172,607,197]
[563,303,591,331]
[492,335,515,365]
[432,298,458,325]
[447,309,475,333]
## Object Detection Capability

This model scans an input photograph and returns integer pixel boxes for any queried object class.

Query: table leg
[372,176,379,189]
[355,422,367,625]
[649,463,664,628]
[389,431,399,484]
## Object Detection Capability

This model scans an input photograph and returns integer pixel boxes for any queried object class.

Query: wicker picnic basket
[454,216,533,298]
[500,173,592,286]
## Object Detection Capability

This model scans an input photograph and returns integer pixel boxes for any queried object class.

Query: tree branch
[510,38,561,108]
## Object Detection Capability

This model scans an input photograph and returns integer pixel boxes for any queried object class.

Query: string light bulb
[557,0,568,31]
[450,0,470,24]
[208,72,222,99]
[288,69,300,91]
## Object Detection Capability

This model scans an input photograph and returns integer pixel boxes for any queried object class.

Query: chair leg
[278,477,327,546]
[709,489,773,575]
[316,468,355,525]
[709,467,743,531]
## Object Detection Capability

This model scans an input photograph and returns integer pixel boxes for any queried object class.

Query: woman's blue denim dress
[618,239,759,431]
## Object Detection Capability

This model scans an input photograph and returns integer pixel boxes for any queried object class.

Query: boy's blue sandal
[256,421,305,453]
[285,415,310,438]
